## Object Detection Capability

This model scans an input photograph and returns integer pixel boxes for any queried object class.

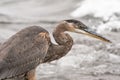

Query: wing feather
[0,26,50,79]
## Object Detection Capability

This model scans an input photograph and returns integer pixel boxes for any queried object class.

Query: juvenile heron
[0,19,111,80]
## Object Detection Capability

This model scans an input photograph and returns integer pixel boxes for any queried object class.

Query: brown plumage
[0,19,111,80]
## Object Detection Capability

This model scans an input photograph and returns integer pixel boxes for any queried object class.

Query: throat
[43,24,74,62]
[53,28,73,49]
[44,32,73,62]
[52,23,73,54]
[53,31,73,45]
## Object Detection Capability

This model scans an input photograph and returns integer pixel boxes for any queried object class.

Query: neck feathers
[43,24,73,62]
[53,23,73,46]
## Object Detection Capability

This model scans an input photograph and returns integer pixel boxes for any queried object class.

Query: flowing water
[0,0,120,80]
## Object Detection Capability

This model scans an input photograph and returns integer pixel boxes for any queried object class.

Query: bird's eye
[78,23,88,30]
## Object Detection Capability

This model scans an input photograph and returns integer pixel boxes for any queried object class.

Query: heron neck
[53,24,73,46]
[43,24,73,62]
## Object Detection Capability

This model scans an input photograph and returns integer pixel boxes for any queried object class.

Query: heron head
[64,19,111,43]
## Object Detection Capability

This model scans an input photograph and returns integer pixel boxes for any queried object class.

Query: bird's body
[0,26,50,80]
[0,19,111,80]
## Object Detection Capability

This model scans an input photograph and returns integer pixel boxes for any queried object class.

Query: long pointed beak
[74,28,111,43]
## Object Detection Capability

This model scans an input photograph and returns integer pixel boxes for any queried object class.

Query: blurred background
[0,0,120,80]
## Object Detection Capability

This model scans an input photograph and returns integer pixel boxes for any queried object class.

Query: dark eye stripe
[65,19,88,29]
